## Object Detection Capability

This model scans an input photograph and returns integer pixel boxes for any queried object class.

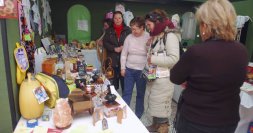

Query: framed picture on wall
[0,0,18,19]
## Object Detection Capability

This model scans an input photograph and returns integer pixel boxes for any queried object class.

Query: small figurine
[75,78,86,90]
[117,108,123,124]
[123,105,127,119]
[104,85,117,105]
[103,58,114,79]
[102,118,108,130]
[92,71,100,83]
[85,85,92,94]
[92,108,104,126]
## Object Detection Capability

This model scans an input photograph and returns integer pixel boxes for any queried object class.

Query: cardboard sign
[33,86,49,104]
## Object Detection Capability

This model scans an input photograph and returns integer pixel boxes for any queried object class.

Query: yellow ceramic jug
[19,73,44,119]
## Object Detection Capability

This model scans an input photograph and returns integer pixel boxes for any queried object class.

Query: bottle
[55,54,64,78]
[77,57,86,76]
[19,73,44,119]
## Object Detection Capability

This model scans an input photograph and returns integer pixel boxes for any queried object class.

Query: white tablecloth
[235,84,253,133]
[14,87,149,133]
[81,49,101,70]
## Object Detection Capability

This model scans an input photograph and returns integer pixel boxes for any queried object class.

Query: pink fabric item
[105,12,113,19]
[150,19,175,36]
[53,98,73,129]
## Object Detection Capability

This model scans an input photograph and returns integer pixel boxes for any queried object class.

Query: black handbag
[172,90,185,133]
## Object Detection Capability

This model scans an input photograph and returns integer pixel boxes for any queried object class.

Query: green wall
[0,20,13,133]
[0,19,20,133]
[6,19,21,122]
[50,0,198,42]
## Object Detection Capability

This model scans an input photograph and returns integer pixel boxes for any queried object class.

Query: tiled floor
[117,86,177,133]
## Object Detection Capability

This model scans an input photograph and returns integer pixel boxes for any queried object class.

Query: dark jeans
[123,67,146,118]
[110,67,124,92]
[176,115,237,133]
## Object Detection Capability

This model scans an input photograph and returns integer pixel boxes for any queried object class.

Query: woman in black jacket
[103,11,131,91]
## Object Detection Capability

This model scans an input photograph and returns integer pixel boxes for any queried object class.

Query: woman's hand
[119,46,123,52]
[96,39,103,46]
[114,47,121,53]
[146,37,153,47]
[121,69,125,77]
[114,46,123,53]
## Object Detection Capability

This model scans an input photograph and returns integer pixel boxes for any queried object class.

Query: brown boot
[157,123,169,133]
[146,123,159,132]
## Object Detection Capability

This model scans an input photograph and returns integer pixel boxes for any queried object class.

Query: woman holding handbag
[142,9,180,133]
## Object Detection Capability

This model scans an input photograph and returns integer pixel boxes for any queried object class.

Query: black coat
[103,25,131,67]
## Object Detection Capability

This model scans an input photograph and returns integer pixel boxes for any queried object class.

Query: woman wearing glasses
[142,9,180,133]
[120,17,150,118]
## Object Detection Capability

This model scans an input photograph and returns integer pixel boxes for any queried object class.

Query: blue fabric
[248,122,253,133]
[123,67,146,118]
[51,75,69,98]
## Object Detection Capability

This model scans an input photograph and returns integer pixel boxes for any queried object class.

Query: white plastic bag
[34,47,47,74]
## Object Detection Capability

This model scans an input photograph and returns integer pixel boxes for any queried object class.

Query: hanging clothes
[22,0,32,32]
[123,11,134,27]
[31,0,42,35]
[115,3,125,14]
[181,12,196,40]
[236,16,251,28]
[46,1,52,28]
[41,0,52,33]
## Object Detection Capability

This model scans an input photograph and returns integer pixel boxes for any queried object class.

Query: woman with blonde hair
[170,0,248,133]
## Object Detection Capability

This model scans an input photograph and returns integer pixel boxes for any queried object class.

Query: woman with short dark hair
[121,17,149,118]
